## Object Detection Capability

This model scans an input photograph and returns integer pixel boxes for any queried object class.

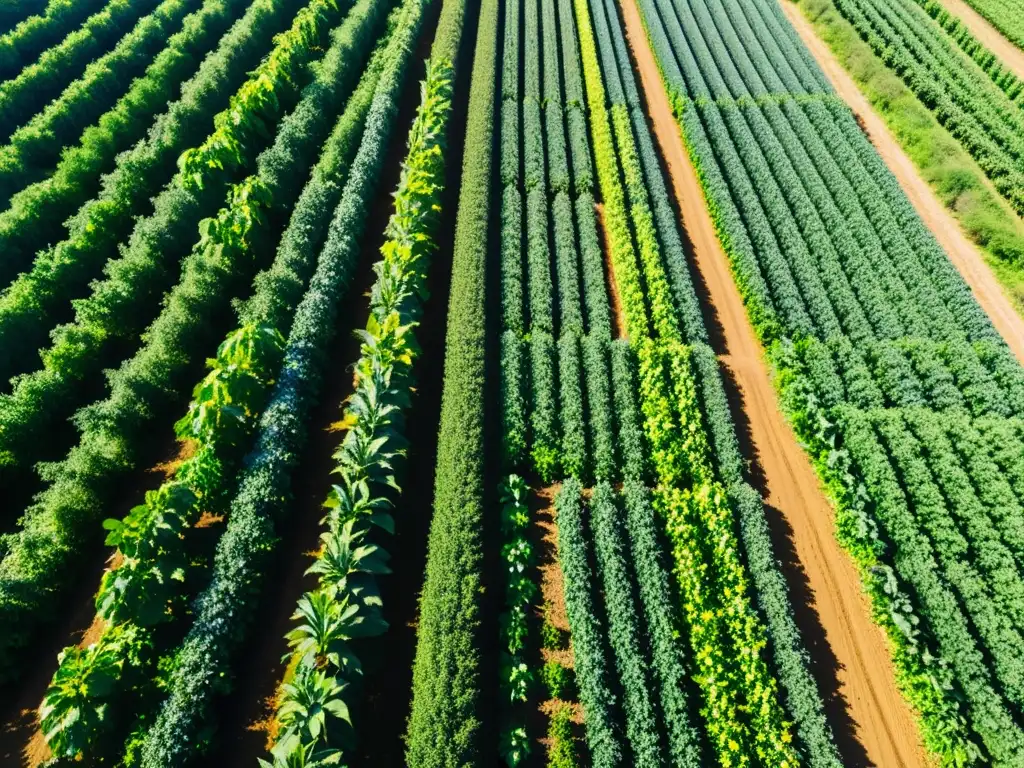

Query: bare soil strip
[616,0,928,765]
[782,0,1024,364]
[935,0,1024,80]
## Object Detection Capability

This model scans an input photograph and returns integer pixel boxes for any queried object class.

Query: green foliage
[501,331,529,468]
[143,3,439,761]
[0,0,107,80]
[0,0,248,287]
[529,331,559,482]
[0,0,162,141]
[404,0,495,761]
[0,0,203,201]
[0,0,296,380]
[589,483,663,767]
[558,333,586,481]
[541,660,573,700]
[554,478,624,767]
[581,335,615,481]
[553,192,584,336]
[501,185,525,334]
[546,704,579,768]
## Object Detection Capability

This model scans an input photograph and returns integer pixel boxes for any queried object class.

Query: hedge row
[138,0,429,758]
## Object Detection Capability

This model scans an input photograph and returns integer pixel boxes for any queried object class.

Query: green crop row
[0,0,106,79]
[404,0,498,759]
[40,324,285,763]
[0,0,247,286]
[137,0,429,759]
[0,0,374,678]
[264,53,455,767]
[0,0,296,375]
[0,0,203,200]
[0,0,352,483]
[0,0,161,141]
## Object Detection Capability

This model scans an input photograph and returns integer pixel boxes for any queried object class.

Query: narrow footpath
[616,1,929,765]
[783,0,1024,364]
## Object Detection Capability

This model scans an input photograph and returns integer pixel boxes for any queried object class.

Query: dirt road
[782,1,1024,364]
[616,0,929,765]
[935,0,1024,81]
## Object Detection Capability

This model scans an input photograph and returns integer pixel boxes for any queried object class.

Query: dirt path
[782,0,1024,364]
[616,1,928,765]
[935,0,1024,80]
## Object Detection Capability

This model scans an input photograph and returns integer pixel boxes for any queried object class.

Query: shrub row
[0,0,106,80]
[558,332,586,481]
[0,0,161,141]
[404,0,498,758]
[0,0,350,479]
[553,191,584,335]
[138,1,430,759]
[0,0,296,370]
[0,0,379,673]
[581,335,615,481]
[0,0,202,199]
[0,0,246,285]
[529,330,559,481]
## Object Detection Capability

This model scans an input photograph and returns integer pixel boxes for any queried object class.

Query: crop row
[959,0,1024,51]
[581,0,849,763]
[0,0,163,142]
[0,0,106,79]
[0,0,249,287]
[0,0,296,385]
[0,0,372,680]
[263,46,457,765]
[633,0,1024,762]
[0,0,355,488]
[832,0,1024,217]
[404,0,499,759]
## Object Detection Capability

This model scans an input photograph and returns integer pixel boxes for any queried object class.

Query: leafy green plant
[541,660,573,699]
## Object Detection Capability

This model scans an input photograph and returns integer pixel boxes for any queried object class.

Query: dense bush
[0,0,106,79]
[558,332,586,481]
[529,331,559,481]
[581,335,615,481]
[553,191,584,336]
[502,330,528,468]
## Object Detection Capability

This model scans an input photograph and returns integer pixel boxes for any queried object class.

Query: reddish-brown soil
[935,0,1024,80]
[782,0,1024,365]
[593,203,628,339]
[617,0,929,766]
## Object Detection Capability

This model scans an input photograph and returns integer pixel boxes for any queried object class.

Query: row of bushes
[0,0,247,285]
[0,0,350,478]
[0,0,372,675]
[138,0,429,759]
[264,52,455,766]
[40,324,285,763]
[0,0,296,369]
[0,0,201,199]
[0,0,106,79]
[404,0,499,759]
[0,0,161,140]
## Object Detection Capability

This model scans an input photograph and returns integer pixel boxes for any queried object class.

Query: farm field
[0,0,1023,766]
